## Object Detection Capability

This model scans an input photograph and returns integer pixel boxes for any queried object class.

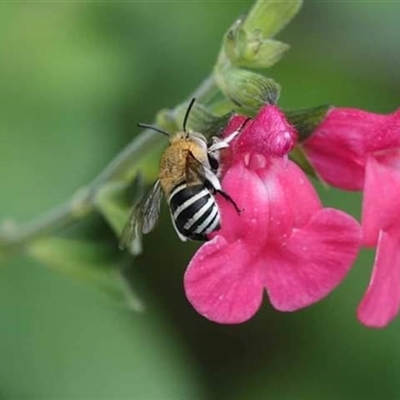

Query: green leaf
[285,104,332,141]
[242,0,303,40]
[28,237,144,312]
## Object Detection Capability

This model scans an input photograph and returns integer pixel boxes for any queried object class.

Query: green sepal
[290,145,321,182]
[174,101,232,137]
[237,38,290,69]
[94,176,144,255]
[204,112,234,137]
[28,237,144,311]
[285,104,332,142]
[216,67,280,112]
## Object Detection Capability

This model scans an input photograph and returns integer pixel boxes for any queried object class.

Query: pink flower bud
[234,105,297,157]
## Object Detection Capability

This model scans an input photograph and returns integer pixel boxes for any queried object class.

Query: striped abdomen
[168,183,220,241]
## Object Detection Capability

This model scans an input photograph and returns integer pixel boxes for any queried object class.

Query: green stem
[0,74,219,254]
[0,187,93,254]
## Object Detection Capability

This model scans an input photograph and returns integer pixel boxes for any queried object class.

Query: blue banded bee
[119,99,248,249]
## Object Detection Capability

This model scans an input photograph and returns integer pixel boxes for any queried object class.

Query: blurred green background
[1,2,400,399]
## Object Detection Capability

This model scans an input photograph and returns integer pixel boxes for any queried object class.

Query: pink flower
[184,105,361,324]
[303,108,400,328]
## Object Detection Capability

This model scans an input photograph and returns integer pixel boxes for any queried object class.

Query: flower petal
[357,230,400,328]
[304,108,400,191]
[264,208,361,311]
[184,235,263,324]
[234,105,297,157]
[257,159,321,238]
[214,161,270,246]
[362,153,400,246]
[216,157,321,245]
[304,138,365,191]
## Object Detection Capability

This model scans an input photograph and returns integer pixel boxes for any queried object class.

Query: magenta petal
[304,108,400,190]
[184,236,263,324]
[303,108,375,190]
[257,159,321,237]
[357,230,400,328]
[235,105,296,157]
[362,153,400,246]
[304,137,365,191]
[215,161,270,245]
[264,208,361,311]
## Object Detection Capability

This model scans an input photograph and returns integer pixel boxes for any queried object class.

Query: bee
[119,98,248,250]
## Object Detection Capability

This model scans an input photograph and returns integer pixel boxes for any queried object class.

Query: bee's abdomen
[169,183,220,241]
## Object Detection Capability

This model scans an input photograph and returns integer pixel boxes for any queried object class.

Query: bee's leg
[217,190,242,215]
[208,117,251,153]
[223,117,251,145]
[208,140,229,153]
[204,169,223,191]
[208,133,236,153]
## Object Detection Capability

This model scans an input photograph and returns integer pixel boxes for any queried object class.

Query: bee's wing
[186,151,222,191]
[185,151,207,183]
[119,180,163,250]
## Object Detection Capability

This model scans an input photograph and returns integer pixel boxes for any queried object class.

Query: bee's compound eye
[208,154,219,171]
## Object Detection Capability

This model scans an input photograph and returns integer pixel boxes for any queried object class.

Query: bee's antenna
[137,123,169,136]
[183,98,196,133]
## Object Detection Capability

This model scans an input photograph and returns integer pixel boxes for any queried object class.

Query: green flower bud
[221,0,301,70]
[242,0,303,40]
[215,67,280,112]
[223,16,247,64]
[224,19,290,69]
